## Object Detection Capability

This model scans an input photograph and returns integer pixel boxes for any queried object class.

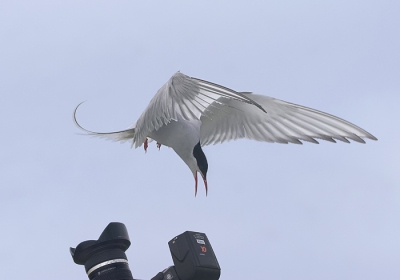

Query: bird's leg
[144,138,148,153]
[157,142,162,150]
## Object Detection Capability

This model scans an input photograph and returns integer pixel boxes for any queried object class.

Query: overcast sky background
[1,1,399,279]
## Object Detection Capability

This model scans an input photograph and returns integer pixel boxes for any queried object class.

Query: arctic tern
[73,72,377,196]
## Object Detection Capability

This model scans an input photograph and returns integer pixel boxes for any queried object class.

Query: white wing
[133,72,266,148]
[200,93,377,146]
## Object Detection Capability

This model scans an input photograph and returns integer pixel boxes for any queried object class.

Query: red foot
[157,142,162,150]
[144,138,148,153]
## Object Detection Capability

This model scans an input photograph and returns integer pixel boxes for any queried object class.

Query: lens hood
[70,222,133,280]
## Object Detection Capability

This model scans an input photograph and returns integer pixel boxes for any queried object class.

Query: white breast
[148,115,201,157]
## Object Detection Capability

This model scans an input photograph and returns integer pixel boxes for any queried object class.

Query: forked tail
[73,102,135,143]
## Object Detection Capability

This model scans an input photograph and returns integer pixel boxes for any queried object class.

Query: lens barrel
[70,223,134,280]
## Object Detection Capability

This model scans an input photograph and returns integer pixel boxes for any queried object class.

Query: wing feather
[133,72,266,147]
[200,93,377,146]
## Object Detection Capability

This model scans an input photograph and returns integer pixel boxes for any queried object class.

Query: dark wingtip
[369,135,378,141]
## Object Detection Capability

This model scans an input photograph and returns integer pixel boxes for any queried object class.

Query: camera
[70,223,221,280]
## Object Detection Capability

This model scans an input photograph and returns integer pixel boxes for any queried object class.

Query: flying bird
[73,72,377,196]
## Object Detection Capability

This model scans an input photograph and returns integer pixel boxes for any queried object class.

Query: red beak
[194,172,208,197]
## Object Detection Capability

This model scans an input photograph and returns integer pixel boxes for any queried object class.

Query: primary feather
[200,93,377,145]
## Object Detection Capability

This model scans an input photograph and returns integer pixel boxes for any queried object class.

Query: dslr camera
[70,223,220,280]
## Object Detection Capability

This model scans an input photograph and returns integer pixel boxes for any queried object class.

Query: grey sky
[1,1,399,279]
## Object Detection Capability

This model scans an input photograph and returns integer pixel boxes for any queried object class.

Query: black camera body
[168,231,220,280]
[71,223,220,280]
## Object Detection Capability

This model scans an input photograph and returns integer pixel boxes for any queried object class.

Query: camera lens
[70,223,134,280]
[79,247,132,280]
